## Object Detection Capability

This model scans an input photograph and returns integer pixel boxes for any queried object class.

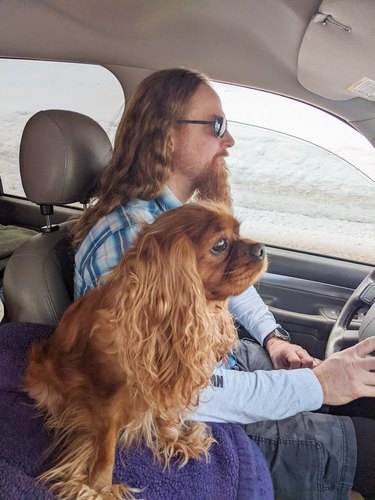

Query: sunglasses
[177,116,227,138]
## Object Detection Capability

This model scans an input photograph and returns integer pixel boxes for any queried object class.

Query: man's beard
[192,157,233,209]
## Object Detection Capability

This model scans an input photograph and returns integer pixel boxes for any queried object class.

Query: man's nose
[222,129,235,148]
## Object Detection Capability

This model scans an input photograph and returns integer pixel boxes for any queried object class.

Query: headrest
[20,109,113,205]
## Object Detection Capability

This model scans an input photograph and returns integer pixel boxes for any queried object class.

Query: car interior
[1,0,374,361]
[0,3,374,353]
[0,1,374,498]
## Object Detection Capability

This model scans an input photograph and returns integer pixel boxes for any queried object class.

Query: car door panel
[257,246,373,358]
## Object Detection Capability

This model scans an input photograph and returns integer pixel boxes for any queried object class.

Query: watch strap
[263,327,291,347]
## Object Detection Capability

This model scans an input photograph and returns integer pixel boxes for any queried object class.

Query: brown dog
[25,203,267,499]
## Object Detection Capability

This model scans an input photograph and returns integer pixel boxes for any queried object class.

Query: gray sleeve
[190,367,323,423]
[228,285,279,345]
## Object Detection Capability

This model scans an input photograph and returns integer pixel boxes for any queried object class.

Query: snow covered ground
[227,124,375,264]
[0,60,374,264]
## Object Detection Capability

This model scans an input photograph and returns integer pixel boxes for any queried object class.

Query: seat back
[4,109,112,325]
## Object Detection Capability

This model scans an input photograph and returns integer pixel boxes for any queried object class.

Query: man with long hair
[72,68,375,499]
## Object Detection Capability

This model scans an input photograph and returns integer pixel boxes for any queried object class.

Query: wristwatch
[263,327,291,347]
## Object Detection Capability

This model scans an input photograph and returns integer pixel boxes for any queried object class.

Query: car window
[213,83,375,265]
[0,59,124,197]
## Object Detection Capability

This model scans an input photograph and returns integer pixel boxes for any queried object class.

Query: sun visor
[298,0,375,101]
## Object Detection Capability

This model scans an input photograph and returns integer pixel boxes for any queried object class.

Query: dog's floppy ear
[110,231,218,414]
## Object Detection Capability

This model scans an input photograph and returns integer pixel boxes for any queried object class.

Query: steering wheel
[325,269,375,358]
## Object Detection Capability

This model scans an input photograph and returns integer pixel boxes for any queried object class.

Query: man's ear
[168,129,176,152]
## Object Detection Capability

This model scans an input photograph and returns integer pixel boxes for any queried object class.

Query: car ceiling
[1,0,375,146]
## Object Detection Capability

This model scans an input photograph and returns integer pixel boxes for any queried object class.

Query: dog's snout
[248,243,265,260]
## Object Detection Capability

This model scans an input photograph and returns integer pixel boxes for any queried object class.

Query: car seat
[3,109,112,325]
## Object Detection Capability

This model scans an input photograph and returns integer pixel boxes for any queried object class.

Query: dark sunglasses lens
[215,117,226,138]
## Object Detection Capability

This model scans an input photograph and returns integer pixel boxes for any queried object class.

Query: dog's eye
[210,238,229,255]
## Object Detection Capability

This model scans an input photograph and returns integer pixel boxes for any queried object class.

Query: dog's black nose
[248,243,265,259]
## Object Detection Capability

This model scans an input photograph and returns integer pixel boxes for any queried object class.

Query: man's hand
[313,337,375,406]
[266,337,320,369]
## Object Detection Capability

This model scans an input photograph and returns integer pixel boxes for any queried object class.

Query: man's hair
[71,68,209,247]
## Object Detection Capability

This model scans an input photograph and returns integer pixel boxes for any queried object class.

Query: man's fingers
[361,369,375,387]
[300,357,314,368]
[288,358,302,369]
[353,337,375,358]
[361,356,375,372]
[311,357,322,368]
[270,343,317,370]
[295,348,313,368]
[358,385,375,398]
[286,349,313,369]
